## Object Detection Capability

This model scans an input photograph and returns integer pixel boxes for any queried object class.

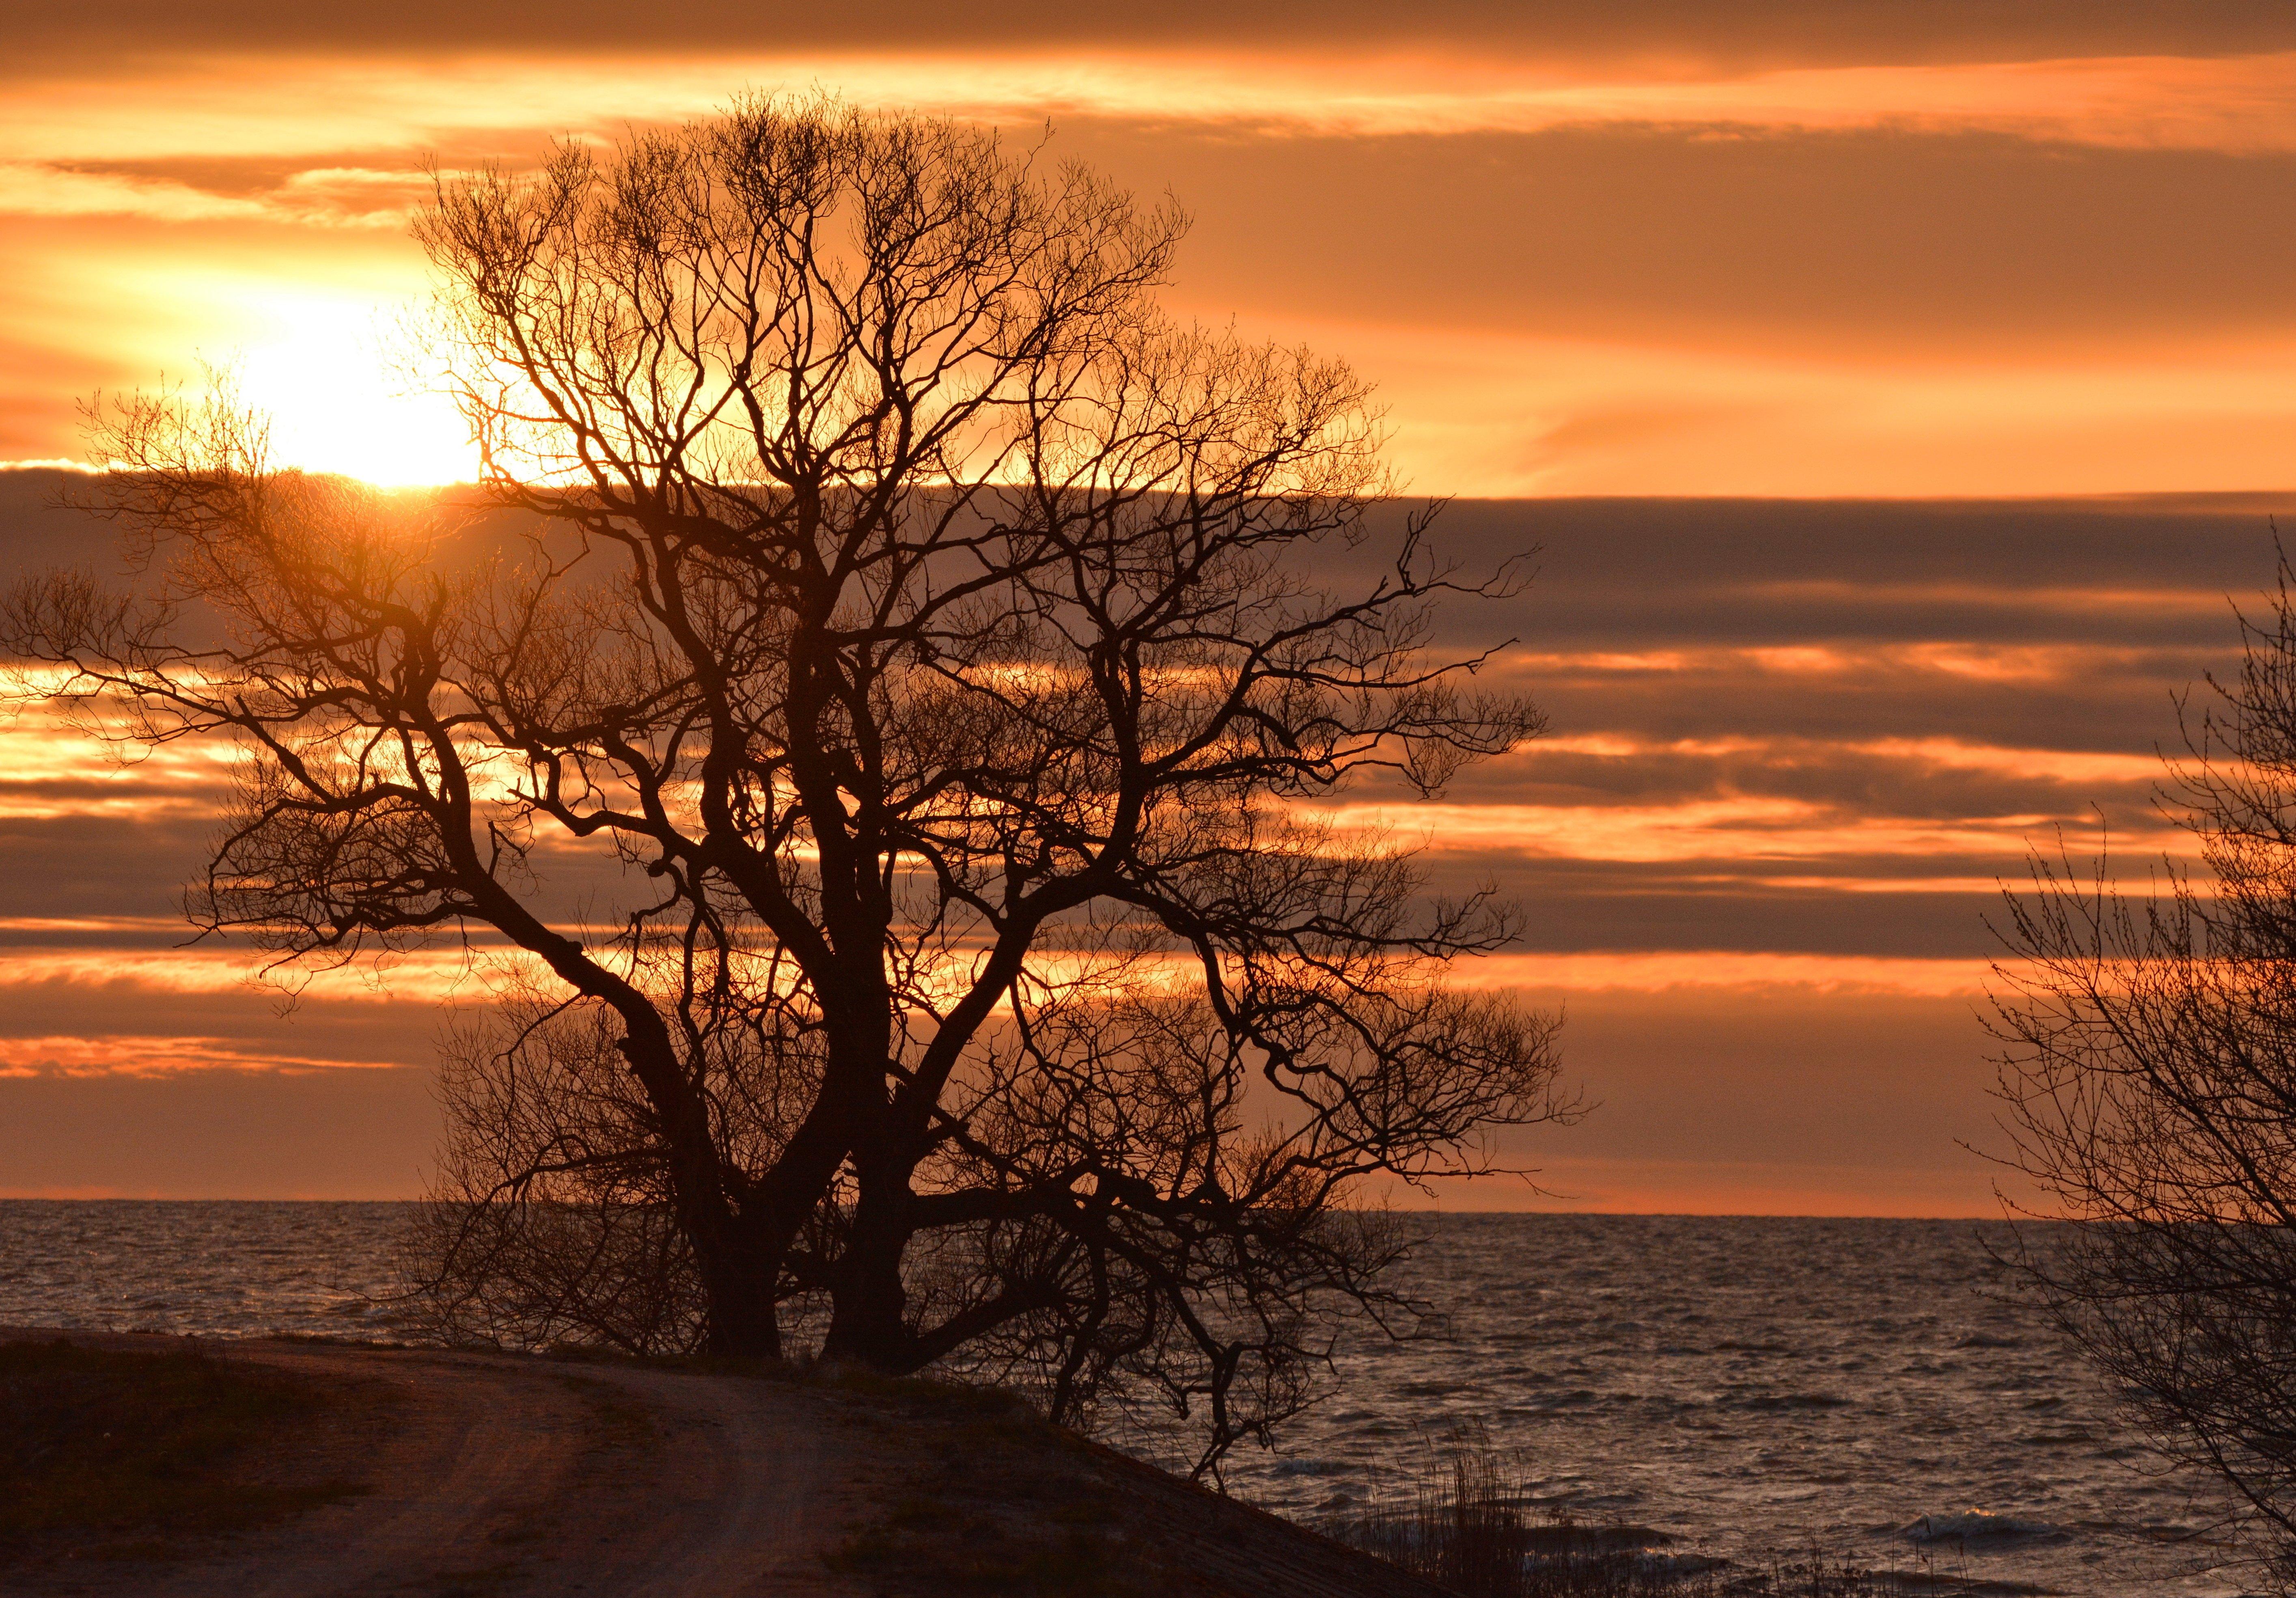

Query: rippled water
[0,1204,2248,1596]
[0,1199,409,1339]
[1230,1215,2246,1598]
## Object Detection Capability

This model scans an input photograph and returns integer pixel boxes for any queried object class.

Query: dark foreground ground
[0,1328,1441,1598]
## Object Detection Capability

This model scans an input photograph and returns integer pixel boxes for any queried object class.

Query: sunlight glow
[1305,796,2185,866]
[1461,951,1996,996]
[230,295,475,487]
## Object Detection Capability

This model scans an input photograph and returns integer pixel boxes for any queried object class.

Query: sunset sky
[3,1,2292,1211]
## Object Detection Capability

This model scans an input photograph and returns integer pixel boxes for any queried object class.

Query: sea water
[1238,1214,2245,1598]
[0,1203,2246,1596]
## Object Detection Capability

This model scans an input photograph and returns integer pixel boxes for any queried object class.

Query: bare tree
[1992,555,2296,1572]
[4,95,1570,1470]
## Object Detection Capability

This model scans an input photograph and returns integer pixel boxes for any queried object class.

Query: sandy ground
[3,1329,1442,1598]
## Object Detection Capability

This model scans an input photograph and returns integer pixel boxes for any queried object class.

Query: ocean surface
[0,1203,2246,1597]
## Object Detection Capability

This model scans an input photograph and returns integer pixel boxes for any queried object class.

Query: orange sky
[6,3,2296,493]
[2,2,2293,1210]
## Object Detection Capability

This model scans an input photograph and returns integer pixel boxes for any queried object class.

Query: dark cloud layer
[12,1,2295,68]
[0,977,438,1068]
[1500,883,2032,961]
[1426,496,2287,616]
[0,470,2263,1199]
[3,469,2256,956]
[0,817,218,921]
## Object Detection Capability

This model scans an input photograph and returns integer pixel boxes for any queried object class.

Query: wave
[1903,1511,2070,1547]
[1732,1392,1853,1411]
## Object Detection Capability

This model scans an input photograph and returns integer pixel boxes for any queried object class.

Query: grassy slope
[1,1335,1429,1597]
[801,1367,1444,1598]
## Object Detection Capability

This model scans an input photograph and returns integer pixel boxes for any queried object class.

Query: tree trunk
[695,1223,784,1358]
[819,1175,915,1369]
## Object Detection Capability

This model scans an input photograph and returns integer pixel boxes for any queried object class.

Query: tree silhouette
[6,96,1569,1470]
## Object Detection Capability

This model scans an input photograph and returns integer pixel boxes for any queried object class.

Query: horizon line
[6,460,2292,509]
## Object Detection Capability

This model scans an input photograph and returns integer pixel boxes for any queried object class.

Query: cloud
[6,49,2296,170]
[0,162,425,227]
[15,129,2296,491]
[0,1033,406,1077]
[0,723,233,821]
[1410,1158,2002,1217]
[0,164,273,223]
[6,0,2289,65]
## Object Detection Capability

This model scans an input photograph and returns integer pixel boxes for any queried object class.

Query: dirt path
[4,1331,869,1598]
[5,1329,1443,1598]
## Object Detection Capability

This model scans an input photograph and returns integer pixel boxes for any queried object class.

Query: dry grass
[1321,1439,2024,1598]
[0,1337,386,1563]
[819,1374,1156,1598]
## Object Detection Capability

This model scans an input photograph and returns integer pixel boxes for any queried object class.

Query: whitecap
[1904,1510,2069,1546]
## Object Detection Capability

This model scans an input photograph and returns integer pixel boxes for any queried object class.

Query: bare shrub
[1992,554,2296,1581]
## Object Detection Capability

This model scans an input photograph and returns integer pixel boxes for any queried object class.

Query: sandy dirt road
[5,1331,869,1598]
